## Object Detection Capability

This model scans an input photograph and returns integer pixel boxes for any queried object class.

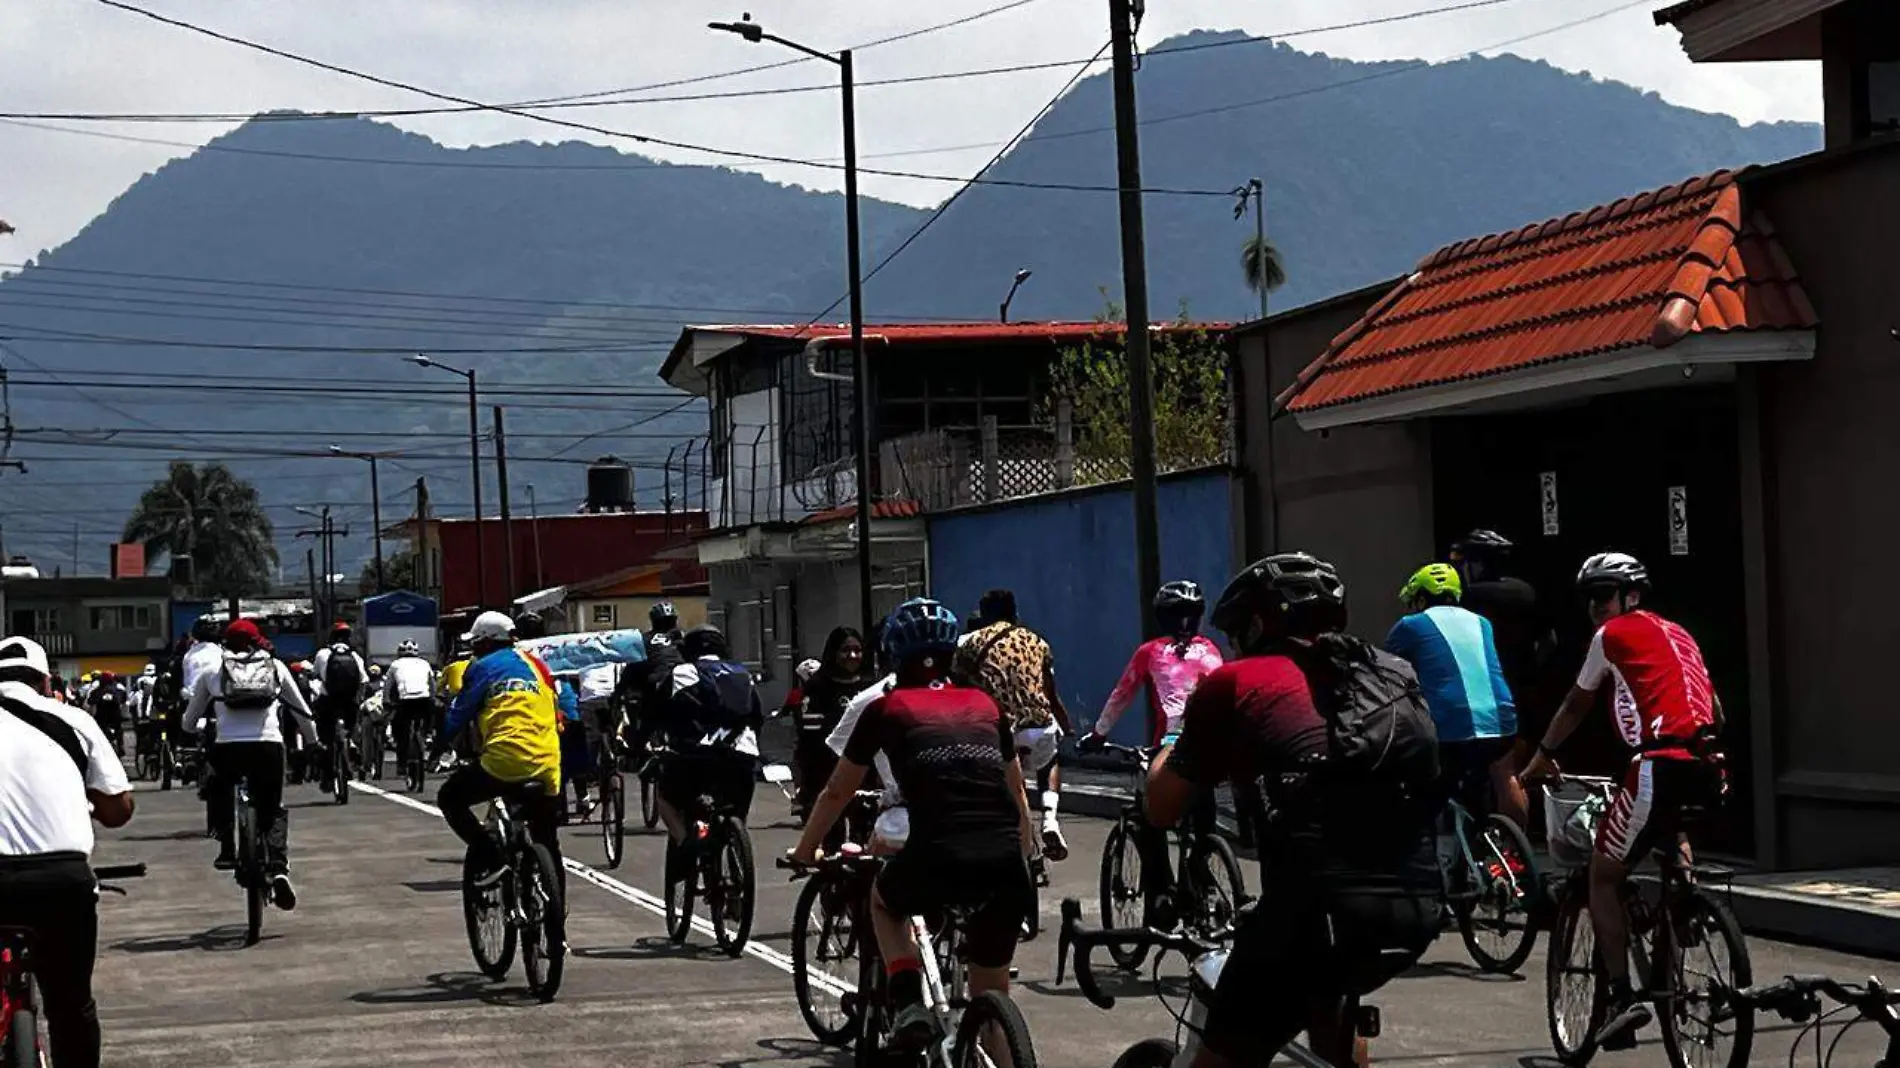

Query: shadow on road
[1402,959,1529,984]
[690,1035,850,1068]
[111,925,270,954]
[350,970,538,1008]
[400,879,466,894]
[1018,970,1183,1002]
[114,829,205,843]
[573,936,728,963]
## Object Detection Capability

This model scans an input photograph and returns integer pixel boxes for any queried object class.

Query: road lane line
[356,782,853,996]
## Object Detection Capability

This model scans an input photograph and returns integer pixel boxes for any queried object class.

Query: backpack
[1301,634,1440,799]
[678,660,755,741]
[220,652,282,711]
[323,643,363,699]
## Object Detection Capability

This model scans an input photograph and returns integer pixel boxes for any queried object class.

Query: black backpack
[323,643,364,699]
[1301,634,1440,798]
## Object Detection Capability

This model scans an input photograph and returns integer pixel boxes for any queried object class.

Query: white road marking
[357,781,853,996]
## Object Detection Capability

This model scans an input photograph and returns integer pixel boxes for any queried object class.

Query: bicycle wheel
[955,990,1038,1068]
[160,737,173,791]
[234,787,265,947]
[1458,813,1541,975]
[1021,856,1043,942]
[1098,818,1148,970]
[333,731,352,805]
[1545,882,1606,1065]
[710,817,756,957]
[463,847,516,979]
[520,842,566,1002]
[1657,890,1753,1068]
[853,943,888,1068]
[793,871,861,1046]
[405,726,426,794]
[1110,1038,1179,1068]
[640,769,660,829]
[664,838,697,944]
[600,772,627,870]
[6,1006,39,1068]
[1183,834,1248,937]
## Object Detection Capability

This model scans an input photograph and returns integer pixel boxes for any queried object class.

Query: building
[566,563,709,635]
[2,575,173,679]
[1228,0,1898,869]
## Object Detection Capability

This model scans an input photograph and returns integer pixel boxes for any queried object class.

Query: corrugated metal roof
[1278,169,1817,414]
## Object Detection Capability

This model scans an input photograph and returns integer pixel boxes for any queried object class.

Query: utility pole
[71,522,78,576]
[493,406,516,607]
[527,484,545,592]
[1109,0,1164,637]
[306,547,318,629]
[1245,178,1268,320]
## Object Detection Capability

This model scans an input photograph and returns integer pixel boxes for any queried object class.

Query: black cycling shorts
[1438,737,1510,815]
[658,747,757,823]
[1201,884,1438,1065]
[876,846,1030,971]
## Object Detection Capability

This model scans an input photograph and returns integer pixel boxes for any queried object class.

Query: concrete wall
[1231,288,1437,639]
[1747,143,1900,868]
[925,469,1234,744]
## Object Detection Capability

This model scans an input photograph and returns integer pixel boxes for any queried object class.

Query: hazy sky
[1,0,1820,260]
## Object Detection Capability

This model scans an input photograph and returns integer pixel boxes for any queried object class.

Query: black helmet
[191,615,220,642]
[1153,580,1204,614]
[1454,529,1513,556]
[513,611,546,639]
[681,624,727,660]
[1211,552,1347,647]
[649,599,678,629]
[1576,551,1649,591]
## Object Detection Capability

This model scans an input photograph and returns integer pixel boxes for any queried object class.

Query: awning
[512,585,567,614]
[1277,169,1817,430]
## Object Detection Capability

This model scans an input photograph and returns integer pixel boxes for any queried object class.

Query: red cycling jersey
[1575,610,1715,759]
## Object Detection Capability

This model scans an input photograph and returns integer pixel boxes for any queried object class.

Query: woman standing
[788,627,872,827]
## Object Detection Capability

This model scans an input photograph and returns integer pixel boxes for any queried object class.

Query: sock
[887,959,924,1008]
[1042,790,1060,819]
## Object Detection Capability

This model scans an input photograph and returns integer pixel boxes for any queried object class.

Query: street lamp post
[999,268,1033,323]
[329,445,386,593]
[409,355,486,608]
[711,14,875,638]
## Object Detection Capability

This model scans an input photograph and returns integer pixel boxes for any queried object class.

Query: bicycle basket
[1543,781,1613,869]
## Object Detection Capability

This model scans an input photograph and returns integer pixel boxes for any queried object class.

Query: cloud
[0,0,1820,258]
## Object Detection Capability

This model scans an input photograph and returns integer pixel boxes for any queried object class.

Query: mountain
[0,34,1819,575]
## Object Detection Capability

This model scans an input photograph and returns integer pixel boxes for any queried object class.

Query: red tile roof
[800,499,924,526]
[1278,170,1817,414]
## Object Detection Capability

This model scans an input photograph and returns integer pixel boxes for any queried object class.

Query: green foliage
[122,462,277,598]
[1050,300,1229,482]
[359,549,420,595]
[1241,234,1287,295]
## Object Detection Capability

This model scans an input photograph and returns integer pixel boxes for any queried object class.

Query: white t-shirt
[180,640,224,698]
[578,662,622,704]
[827,673,900,806]
[0,680,131,857]
[185,653,316,746]
[384,655,436,702]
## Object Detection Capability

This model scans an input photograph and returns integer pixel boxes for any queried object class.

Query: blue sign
[361,590,439,628]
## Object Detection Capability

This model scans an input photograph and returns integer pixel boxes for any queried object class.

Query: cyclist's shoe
[213,848,238,871]
[887,1002,941,1052]
[1041,824,1070,862]
[1146,898,1181,934]
[317,776,334,796]
[271,874,299,911]
[1595,991,1653,1051]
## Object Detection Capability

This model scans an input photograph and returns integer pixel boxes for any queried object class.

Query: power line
[0,323,663,354]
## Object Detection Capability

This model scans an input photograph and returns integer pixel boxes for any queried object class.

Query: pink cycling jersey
[1096,635,1225,744]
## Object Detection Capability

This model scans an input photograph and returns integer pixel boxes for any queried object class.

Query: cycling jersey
[444,647,563,790]
[839,679,1020,853]
[180,640,223,699]
[951,622,1056,730]
[438,657,470,700]
[384,655,436,703]
[1575,610,1715,760]
[1383,605,1516,743]
[1096,635,1224,743]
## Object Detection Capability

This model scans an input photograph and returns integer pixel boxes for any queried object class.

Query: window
[88,605,153,632]
[591,604,617,627]
[10,609,57,634]
[1871,61,1900,136]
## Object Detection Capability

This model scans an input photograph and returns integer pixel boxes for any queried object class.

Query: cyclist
[826,622,906,851]
[312,622,368,793]
[614,600,686,748]
[85,671,129,757]
[1146,553,1440,1068]
[429,611,565,888]
[1451,529,1556,831]
[786,626,873,825]
[1523,552,1726,1051]
[792,598,1033,1052]
[0,636,133,1068]
[649,625,761,846]
[180,617,223,698]
[950,588,1074,860]
[1084,580,1226,902]
[383,640,437,778]
[1384,563,1516,834]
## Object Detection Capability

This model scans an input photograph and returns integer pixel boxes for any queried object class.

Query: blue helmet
[881,598,961,665]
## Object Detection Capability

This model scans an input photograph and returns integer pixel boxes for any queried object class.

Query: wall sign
[1668,485,1689,556]
[1540,472,1560,536]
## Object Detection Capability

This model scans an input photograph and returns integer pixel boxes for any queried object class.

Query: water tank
[585,455,635,513]
[1,555,39,579]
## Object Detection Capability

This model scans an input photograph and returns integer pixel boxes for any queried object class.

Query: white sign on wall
[1668,485,1689,556]
[1540,472,1560,536]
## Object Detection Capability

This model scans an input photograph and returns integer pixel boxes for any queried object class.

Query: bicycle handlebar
[1730,974,1900,1026]
[1055,897,1236,1011]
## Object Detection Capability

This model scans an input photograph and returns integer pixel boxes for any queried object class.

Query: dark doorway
[1431,384,1752,856]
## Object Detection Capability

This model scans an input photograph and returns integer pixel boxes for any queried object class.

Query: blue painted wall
[927,470,1233,745]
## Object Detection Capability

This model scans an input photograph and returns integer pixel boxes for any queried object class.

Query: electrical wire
[0,322,659,354]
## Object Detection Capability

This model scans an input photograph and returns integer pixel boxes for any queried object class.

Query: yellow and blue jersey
[445,647,563,790]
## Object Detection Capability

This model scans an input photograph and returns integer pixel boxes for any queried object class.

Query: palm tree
[123,462,277,604]
[1241,234,1287,299]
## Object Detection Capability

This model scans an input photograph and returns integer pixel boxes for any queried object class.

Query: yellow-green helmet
[1399,563,1462,603]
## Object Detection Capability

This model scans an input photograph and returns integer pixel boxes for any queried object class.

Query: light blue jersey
[1383,605,1516,743]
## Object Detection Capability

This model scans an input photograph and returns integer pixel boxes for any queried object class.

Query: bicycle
[1,863,145,1067]
[354,707,386,783]
[635,739,663,830]
[228,771,277,946]
[1096,742,1247,968]
[329,715,352,805]
[781,791,888,1046]
[1541,774,1753,1068]
[663,778,757,958]
[586,708,628,869]
[461,780,566,1002]
[401,714,429,795]
[1724,973,1900,1067]
[1057,897,1370,1068]
[1438,791,1540,974]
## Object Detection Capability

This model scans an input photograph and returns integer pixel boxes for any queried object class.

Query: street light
[293,505,336,632]
[328,445,387,594]
[408,354,487,608]
[999,267,1033,323]
[711,14,875,637]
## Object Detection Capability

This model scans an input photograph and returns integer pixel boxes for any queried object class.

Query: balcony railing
[22,632,75,655]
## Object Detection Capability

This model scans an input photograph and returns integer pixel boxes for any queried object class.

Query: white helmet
[142,663,158,676]
[397,639,420,657]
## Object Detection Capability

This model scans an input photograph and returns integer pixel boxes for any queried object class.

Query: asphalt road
[92,774,1899,1067]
